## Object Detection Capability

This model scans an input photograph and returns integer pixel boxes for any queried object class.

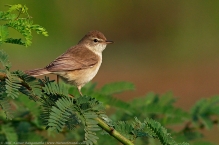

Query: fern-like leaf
[190,96,219,129]
[145,118,189,145]
[0,11,16,21]
[30,24,48,36]
[43,82,69,97]
[42,95,104,145]
[0,4,48,46]
[130,92,189,125]
[15,70,42,100]
[0,51,21,99]
[0,25,9,44]
[5,72,21,99]
[114,121,134,141]
[0,49,11,70]
[6,4,27,13]
[132,117,149,138]
[47,97,78,132]
[84,112,100,145]
[4,38,25,46]
[0,93,13,120]
[75,96,104,145]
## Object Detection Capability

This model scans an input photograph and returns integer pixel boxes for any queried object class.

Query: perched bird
[26,30,113,95]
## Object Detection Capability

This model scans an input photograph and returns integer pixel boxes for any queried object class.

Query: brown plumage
[25,30,113,95]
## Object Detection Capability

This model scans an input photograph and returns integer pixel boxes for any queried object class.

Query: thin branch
[96,117,134,145]
[15,8,22,20]
[0,72,31,90]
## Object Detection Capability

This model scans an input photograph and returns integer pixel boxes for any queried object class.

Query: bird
[25,30,113,96]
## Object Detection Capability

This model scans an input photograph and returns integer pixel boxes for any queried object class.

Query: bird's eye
[93,39,98,43]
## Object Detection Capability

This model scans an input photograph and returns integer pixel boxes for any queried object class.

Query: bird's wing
[46,46,99,72]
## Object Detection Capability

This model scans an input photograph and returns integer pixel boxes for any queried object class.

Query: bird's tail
[25,68,50,77]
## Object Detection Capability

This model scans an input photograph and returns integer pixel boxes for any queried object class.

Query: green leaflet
[84,115,100,144]
[114,121,135,141]
[145,118,189,145]
[7,4,28,13]
[5,72,21,99]
[0,50,20,101]
[73,96,103,145]
[0,4,48,47]
[129,92,190,125]
[41,95,105,145]
[0,49,11,70]
[0,25,8,44]
[9,70,42,101]
[190,96,219,129]
[0,94,13,119]
[43,82,69,97]
[4,38,25,46]
[45,97,75,132]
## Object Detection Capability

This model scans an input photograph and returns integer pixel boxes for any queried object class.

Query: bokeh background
[1,0,219,143]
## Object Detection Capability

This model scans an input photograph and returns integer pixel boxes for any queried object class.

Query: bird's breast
[59,59,102,87]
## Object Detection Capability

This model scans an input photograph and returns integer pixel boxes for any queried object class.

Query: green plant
[0,4,48,46]
[0,4,219,145]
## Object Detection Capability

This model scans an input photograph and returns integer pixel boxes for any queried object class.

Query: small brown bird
[26,30,113,95]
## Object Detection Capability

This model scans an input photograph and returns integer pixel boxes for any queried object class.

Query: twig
[0,72,31,90]
[15,8,22,20]
[96,117,134,145]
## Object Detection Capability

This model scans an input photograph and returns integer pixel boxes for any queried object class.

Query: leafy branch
[0,49,188,145]
[0,4,48,46]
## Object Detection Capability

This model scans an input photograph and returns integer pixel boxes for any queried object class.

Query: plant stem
[96,117,134,145]
[0,72,31,90]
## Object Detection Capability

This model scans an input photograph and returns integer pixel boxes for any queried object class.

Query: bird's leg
[77,86,83,96]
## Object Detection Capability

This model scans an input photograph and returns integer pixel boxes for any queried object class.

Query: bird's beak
[105,40,113,44]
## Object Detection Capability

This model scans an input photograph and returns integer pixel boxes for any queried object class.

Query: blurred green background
[1,0,219,143]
